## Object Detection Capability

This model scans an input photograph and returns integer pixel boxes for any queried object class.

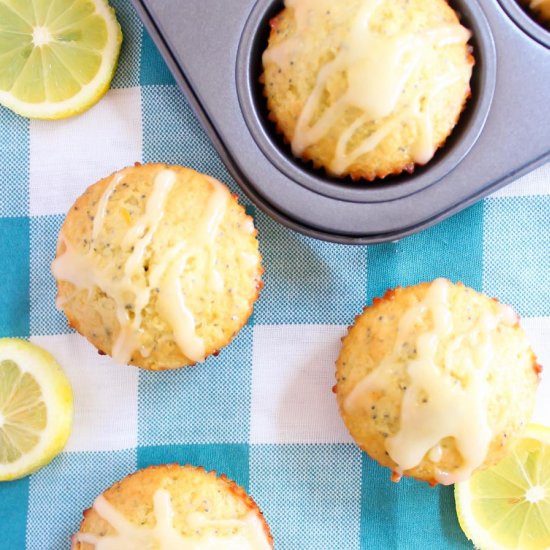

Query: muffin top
[336,279,541,485]
[52,164,262,370]
[263,0,474,180]
[527,0,550,26]
[72,464,273,549]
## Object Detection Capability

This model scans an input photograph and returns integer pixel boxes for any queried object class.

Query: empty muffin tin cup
[498,0,550,48]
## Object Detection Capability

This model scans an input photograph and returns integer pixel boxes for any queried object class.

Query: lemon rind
[0,338,73,481]
[455,424,550,550]
[0,0,122,120]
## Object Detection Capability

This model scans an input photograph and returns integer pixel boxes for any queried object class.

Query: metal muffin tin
[130,0,550,244]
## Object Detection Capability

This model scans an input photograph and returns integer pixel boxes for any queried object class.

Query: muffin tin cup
[131,0,550,244]
[237,0,496,204]
[498,0,550,48]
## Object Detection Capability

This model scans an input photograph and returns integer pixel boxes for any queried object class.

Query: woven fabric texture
[0,1,549,549]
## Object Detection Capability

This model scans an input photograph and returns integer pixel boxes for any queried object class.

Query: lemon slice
[455,424,550,550]
[0,0,122,119]
[0,338,73,481]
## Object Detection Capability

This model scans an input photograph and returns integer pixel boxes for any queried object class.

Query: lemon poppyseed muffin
[52,164,263,370]
[262,0,474,181]
[335,279,540,485]
[72,464,273,549]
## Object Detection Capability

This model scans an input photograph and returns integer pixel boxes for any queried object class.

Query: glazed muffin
[335,279,541,485]
[52,164,263,370]
[526,0,550,27]
[262,0,474,181]
[72,464,273,549]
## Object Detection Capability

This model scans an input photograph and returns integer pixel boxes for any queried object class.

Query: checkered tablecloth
[0,1,549,548]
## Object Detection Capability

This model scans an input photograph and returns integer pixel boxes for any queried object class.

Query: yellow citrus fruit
[0,0,122,119]
[0,338,73,481]
[455,424,550,550]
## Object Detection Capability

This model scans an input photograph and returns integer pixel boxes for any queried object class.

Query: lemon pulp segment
[0,339,73,481]
[0,0,122,119]
[455,424,550,550]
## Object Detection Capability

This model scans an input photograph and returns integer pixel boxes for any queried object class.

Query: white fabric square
[521,317,550,425]
[29,87,143,217]
[489,162,550,198]
[250,324,353,444]
[31,334,138,452]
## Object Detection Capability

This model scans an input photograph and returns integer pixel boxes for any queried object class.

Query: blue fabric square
[138,443,249,491]
[0,217,30,337]
[0,477,28,550]
[360,456,470,549]
[366,201,484,303]
[26,450,136,550]
[483,196,550,317]
[109,0,143,89]
[30,215,72,336]
[0,108,28,217]
[138,326,253,445]
[141,85,245,198]
[140,27,176,86]
[254,211,368,325]
[250,444,362,550]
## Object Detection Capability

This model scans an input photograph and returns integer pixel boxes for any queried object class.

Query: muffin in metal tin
[262,0,474,181]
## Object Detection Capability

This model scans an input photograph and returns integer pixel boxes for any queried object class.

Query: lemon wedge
[455,424,550,550]
[0,338,73,481]
[0,0,122,119]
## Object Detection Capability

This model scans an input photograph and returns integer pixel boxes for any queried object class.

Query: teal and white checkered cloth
[0,1,549,548]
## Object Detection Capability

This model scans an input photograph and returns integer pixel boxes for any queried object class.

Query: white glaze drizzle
[428,444,443,464]
[241,217,256,234]
[114,169,177,363]
[264,0,472,174]
[73,489,271,549]
[262,0,334,71]
[149,176,229,362]
[52,169,230,364]
[240,252,260,268]
[344,278,518,485]
[92,172,126,240]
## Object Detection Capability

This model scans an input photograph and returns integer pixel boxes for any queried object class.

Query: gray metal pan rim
[120,0,504,246]
[131,0,548,245]
[250,146,550,245]
[236,0,497,205]
[497,0,550,48]
[295,147,550,244]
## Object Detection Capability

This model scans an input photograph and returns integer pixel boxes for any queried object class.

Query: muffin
[262,0,474,181]
[526,0,550,27]
[72,464,273,549]
[335,279,541,485]
[52,164,263,370]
